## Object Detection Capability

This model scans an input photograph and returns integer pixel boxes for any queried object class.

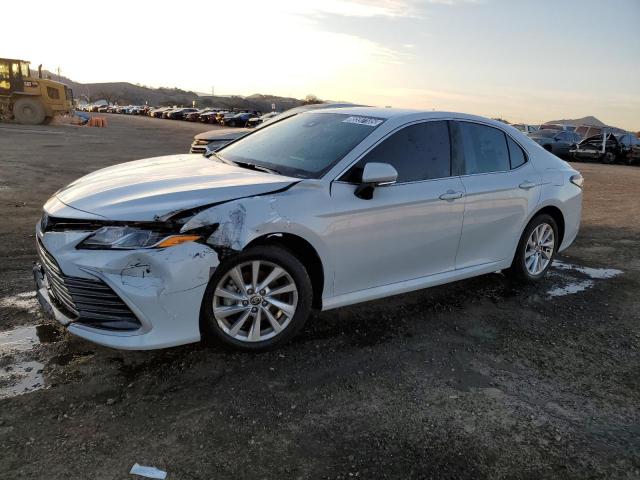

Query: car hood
[194,128,250,142]
[49,154,298,221]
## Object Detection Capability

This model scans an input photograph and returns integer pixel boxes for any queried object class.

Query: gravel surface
[0,115,638,479]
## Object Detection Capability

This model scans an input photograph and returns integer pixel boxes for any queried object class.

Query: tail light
[570,173,584,188]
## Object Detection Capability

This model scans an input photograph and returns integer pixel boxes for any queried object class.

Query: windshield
[217,112,384,178]
[531,129,557,138]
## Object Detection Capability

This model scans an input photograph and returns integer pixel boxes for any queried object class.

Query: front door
[0,61,10,96]
[9,61,24,94]
[327,120,466,295]
[451,121,541,269]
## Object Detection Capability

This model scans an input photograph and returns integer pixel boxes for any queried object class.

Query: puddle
[0,291,38,313]
[0,323,63,399]
[547,261,622,298]
[0,360,44,399]
[0,325,41,354]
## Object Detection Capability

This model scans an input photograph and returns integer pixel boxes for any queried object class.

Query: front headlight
[77,226,201,250]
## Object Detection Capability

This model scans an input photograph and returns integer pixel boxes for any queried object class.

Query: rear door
[329,120,466,295]
[452,121,540,269]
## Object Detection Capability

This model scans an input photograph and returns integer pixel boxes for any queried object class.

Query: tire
[13,98,46,125]
[201,245,313,351]
[601,152,614,164]
[507,214,558,283]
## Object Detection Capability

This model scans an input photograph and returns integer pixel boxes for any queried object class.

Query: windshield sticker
[342,116,384,127]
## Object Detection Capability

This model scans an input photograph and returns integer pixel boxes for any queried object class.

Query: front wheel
[201,245,312,351]
[13,98,46,125]
[507,214,558,283]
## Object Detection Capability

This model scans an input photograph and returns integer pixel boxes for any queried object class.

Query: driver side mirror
[354,162,398,200]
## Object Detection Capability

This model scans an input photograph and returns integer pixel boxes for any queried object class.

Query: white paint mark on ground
[0,325,44,399]
[130,463,168,479]
[547,261,622,297]
[0,291,38,313]
[553,261,622,280]
[547,280,595,298]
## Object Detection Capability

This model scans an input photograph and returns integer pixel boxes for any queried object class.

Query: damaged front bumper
[33,227,220,350]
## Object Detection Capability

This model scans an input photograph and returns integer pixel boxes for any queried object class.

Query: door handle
[439,190,465,201]
[519,181,537,190]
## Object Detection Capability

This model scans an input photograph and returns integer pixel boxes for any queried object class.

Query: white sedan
[34,108,583,350]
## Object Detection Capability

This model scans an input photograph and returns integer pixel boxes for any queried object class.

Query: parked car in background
[540,123,576,132]
[185,108,212,122]
[221,112,259,127]
[166,107,199,120]
[571,133,623,163]
[189,103,363,154]
[214,111,232,124]
[616,133,640,165]
[512,124,539,134]
[528,129,581,158]
[162,108,178,119]
[34,107,583,351]
[573,125,624,140]
[190,129,251,154]
[149,107,172,118]
[135,106,150,115]
[199,110,221,123]
[247,112,279,128]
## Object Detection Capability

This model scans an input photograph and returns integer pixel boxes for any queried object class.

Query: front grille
[36,238,141,331]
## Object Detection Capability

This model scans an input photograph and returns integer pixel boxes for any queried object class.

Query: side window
[507,136,527,169]
[0,62,9,90]
[342,121,451,183]
[47,87,60,99]
[458,122,510,174]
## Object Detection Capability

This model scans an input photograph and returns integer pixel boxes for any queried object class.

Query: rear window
[507,136,527,169]
[457,122,510,174]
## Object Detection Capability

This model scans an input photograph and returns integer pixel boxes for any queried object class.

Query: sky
[5,0,640,129]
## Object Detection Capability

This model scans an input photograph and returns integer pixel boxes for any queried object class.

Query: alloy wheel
[212,260,298,342]
[525,223,555,275]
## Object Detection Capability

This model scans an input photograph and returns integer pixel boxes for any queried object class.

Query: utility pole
[211,86,215,98]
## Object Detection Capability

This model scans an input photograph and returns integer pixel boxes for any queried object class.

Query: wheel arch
[245,232,325,309]
[529,204,565,248]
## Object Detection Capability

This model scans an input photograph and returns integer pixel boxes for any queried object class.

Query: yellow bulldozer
[0,58,74,124]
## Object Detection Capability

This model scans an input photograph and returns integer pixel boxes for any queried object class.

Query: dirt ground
[0,115,638,479]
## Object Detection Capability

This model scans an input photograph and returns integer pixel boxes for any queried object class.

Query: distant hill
[40,70,305,112]
[545,116,607,127]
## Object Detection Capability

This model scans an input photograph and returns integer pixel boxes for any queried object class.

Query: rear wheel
[201,246,312,351]
[507,214,558,283]
[13,98,46,125]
